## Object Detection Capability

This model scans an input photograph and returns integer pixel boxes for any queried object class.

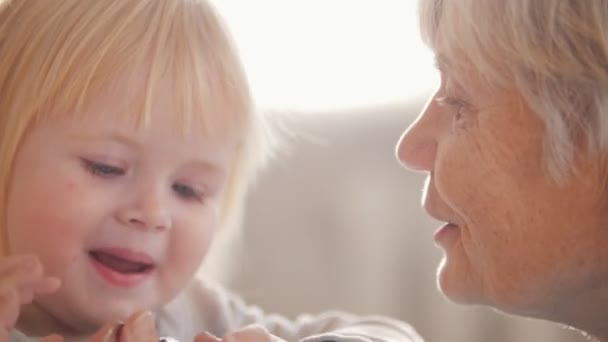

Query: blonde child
[0,0,422,341]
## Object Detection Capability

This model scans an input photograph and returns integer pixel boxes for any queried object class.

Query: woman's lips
[433,223,461,248]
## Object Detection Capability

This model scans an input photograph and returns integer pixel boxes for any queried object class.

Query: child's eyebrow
[187,161,226,178]
[67,131,139,148]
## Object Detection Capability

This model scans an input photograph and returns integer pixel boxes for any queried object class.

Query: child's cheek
[161,214,215,298]
[15,204,81,262]
[8,177,93,273]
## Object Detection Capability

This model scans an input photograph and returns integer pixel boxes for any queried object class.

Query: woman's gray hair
[419,0,608,181]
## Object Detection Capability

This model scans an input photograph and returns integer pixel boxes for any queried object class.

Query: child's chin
[84,302,152,326]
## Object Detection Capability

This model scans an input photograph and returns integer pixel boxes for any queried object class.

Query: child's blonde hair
[0,0,263,254]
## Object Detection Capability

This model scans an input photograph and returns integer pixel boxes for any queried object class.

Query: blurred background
[202,1,588,341]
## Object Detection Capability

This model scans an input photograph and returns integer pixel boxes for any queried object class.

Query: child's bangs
[40,0,252,141]
[145,0,253,140]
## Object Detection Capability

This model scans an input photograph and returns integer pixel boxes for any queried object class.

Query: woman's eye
[81,159,125,178]
[172,183,203,202]
[436,96,468,117]
[436,95,477,132]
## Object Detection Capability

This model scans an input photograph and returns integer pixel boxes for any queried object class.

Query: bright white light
[213,1,437,111]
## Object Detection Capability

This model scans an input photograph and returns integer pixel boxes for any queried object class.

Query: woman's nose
[116,186,172,232]
[396,97,440,172]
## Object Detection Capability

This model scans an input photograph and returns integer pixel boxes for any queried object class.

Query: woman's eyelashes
[436,95,470,118]
[81,158,125,178]
[435,92,478,132]
[436,75,477,124]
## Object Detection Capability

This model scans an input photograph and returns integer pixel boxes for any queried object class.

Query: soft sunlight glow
[214,1,437,111]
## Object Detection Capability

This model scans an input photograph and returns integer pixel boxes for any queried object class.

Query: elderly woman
[396,1,608,341]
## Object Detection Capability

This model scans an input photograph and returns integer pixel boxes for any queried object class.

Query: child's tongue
[89,251,152,274]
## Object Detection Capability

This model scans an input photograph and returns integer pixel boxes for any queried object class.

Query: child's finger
[0,326,8,342]
[0,254,58,301]
[222,325,276,342]
[30,276,62,295]
[0,257,45,293]
[118,311,157,342]
[194,331,221,342]
[5,275,61,305]
[0,254,40,278]
[0,287,19,328]
[89,320,122,342]
[41,334,65,342]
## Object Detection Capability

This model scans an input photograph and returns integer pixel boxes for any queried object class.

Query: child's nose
[116,188,172,232]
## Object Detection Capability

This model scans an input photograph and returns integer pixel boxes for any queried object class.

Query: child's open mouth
[88,248,155,288]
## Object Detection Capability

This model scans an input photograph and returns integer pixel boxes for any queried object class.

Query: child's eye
[172,183,203,202]
[81,159,125,178]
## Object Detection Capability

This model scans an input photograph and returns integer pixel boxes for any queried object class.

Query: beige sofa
[204,99,587,342]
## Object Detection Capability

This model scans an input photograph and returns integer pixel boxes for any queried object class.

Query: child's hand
[89,311,158,342]
[194,331,221,342]
[196,325,286,342]
[0,330,65,342]
[0,254,61,329]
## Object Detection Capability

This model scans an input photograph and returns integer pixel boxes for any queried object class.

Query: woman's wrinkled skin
[396,67,608,319]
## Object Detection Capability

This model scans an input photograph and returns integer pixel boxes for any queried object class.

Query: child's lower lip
[89,254,154,288]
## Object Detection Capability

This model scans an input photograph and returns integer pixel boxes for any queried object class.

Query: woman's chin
[436,255,485,305]
[437,258,551,316]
